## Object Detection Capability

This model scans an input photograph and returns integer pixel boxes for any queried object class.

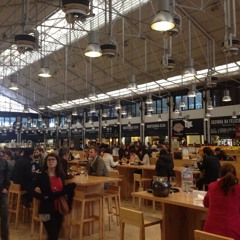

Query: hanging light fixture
[102,109,107,118]
[146,111,152,117]
[127,121,131,127]
[38,114,43,121]
[115,99,121,110]
[128,74,137,90]
[188,84,196,98]
[8,82,19,91]
[38,105,45,110]
[183,20,196,78]
[22,104,29,113]
[207,100,214,110]
[148,104,154,112]
[205,110,211,117]
[222,89,232,102]
[38,58,52,78]
[90,104,96,113]
[174,104,180,113]
[146,93,153,105]
[158,114,162,121]
[121,107,127,115]
[179,96,186,108]
[127,113,132,119]
[88,86,97,100]
[84,31,102,58]
[72,109,78,116]
[232,111,237,119]
[151,0,175,31]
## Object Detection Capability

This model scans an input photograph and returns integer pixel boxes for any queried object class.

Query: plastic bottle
[181,164,193,193]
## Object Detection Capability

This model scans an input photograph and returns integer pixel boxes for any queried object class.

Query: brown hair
[43,153,65,178]
[218,163,238,195]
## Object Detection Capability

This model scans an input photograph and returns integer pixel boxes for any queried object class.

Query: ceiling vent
[222,38,240,56]
[62,0,90,24]
[14,34,37,54]
[100,42,117,58]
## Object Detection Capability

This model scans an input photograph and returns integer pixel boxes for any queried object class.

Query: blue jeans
[0,193,9,240]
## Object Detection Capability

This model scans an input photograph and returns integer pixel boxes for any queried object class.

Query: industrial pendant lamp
[222,89,232,102]
[38,58,52,78]
[151,0,175,31]
[38,105,45,110]
[115,99,121,110]
[188,84,196,98]
[8,82,19,91]
[157,114,162,121]
[179,96,186,108]
[128,74,137,90]
[146,93,153,105]
[84,31,102,58]
[183,20,196,78]
[232,111,237,118]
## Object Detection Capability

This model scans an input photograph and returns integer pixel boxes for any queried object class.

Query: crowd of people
[0,142,238,240]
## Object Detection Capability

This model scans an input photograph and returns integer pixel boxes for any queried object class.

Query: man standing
[87,147,108,176]
[11,148,34,207]
[0,153,10,240]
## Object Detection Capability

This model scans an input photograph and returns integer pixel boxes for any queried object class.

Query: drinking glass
[169,176,176,188]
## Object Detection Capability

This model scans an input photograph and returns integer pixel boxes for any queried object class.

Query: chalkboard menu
[121,124,140,137]
[85,127,99,139]
[144,122,168,136]
[210,117,240,138]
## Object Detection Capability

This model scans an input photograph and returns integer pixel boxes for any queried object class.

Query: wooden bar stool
[97,185,121,238]
[119,207,162,240]
[31,197,44,240]
[69,190,103,240]
[132,173,152,208]
[194,230,234,240]
[8,181,23,228]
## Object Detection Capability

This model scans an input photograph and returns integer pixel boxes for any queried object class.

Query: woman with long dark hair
[28,153,76,240]
[203,163,240,240]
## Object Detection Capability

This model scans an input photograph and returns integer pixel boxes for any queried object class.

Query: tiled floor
[9,200,162,240]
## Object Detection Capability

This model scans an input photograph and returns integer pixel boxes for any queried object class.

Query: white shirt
[102,153,118,171]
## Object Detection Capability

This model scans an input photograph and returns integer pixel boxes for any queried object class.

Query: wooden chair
[119,207,162,240]
[69,190,103,240]
[194,230,234,240]
[132,173,152,209]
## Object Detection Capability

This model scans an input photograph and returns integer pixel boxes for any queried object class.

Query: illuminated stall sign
[144,122,168,136]
[102,125,119,138]
[210,117,240,138]
[121,124,140,137]
[85,127,99,139]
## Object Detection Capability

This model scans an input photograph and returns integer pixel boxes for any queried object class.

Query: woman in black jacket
[155,149,175,179]
[28,153,76,240]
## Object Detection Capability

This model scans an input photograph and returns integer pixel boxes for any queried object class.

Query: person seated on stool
[196,147,221,190]
[87,147,108,177]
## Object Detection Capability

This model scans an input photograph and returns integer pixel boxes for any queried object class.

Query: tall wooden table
[65,175,121,238]
[132,190,207,240]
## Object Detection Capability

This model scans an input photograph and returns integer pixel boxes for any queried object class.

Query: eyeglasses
[47,158,56,161]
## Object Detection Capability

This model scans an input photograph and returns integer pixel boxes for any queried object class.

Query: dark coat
[198,155,221,184]
[155,153,175,178]
[27,171,75,214]
[11,156,32,190]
